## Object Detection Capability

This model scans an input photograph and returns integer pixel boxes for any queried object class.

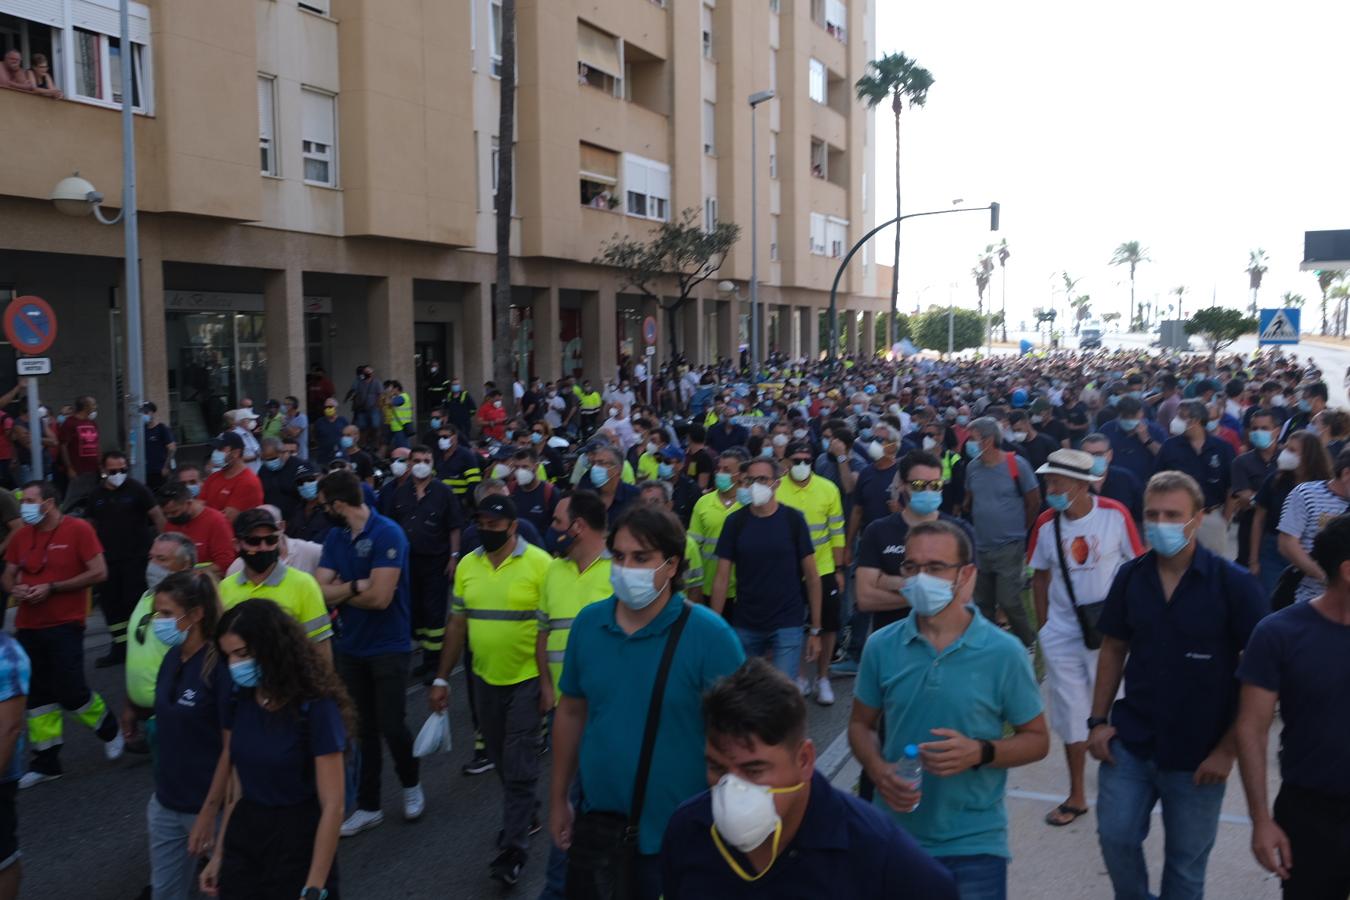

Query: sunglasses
[908,479,944,492]
[241,534,280,548]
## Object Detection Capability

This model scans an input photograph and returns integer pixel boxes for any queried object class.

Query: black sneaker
[489,849,524,886]
[95,649,126,668]
[461,752,495,776]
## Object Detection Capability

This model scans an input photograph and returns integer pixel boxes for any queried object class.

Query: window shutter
[577,21,620,77]
[301,89,334,145]
[257,77,275,141]
[579,143,619,183]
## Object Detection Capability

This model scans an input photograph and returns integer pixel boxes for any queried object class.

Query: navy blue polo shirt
[1099,418,1166,485]
[851,461,899,531]
[1098,465,1144,523]
[153,645,232,813]
[1154,435,1235,509]
[715,505,816,632]
[225,693,346,807]
[606,482,642,528]
[318,510,413,657]
[707,423,750,453]
[1096,545,1267,771]
[660,770,957,899]
[387,478,463,557]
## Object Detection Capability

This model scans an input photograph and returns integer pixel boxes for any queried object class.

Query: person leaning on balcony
[27,54,61,98]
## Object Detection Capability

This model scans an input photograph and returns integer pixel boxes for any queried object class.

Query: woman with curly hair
[199,598,353,900]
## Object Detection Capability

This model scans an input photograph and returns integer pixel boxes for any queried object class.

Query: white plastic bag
[413,711,453,758]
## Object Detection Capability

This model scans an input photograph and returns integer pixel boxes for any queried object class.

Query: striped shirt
[1278,480,1350,603]
[0,634,30,783]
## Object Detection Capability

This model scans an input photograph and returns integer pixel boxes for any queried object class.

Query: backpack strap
[1005,452,1025,498]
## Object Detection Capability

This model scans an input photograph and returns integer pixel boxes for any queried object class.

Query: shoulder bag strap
[629,602,692,829]
[1005,452,1025,497]
[1052,512,1079,608]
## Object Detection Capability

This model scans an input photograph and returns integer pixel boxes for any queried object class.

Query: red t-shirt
[0,414,13,462]
[4,516,104,629]
[58,416,102,475]
[479,404,507,441]
[163,506,237,574]
[201,467,264,516]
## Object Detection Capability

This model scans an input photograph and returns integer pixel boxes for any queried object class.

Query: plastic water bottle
[895,743,923,811]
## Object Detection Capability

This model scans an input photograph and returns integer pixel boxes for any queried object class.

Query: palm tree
[996,239,1010,341]
[1061,272,1081,325]
[1071,294,1092,335]
[856,53,934,347]
[492,0,518,405]
[1316,270,1343,335]
[1330,282,1350,337]
[1280,291,1306,309]
[1246,249,1268,318]
[1172,285,1188,321]
[1110,241,1150,331]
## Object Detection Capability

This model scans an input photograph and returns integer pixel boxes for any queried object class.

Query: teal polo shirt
[559,594,745,854]
[855,605,1043,859]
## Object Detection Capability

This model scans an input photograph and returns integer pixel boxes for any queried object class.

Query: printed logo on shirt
[386,548,398,560]
[882,544,905,555]
[355,539,373,558]
[178,688,198,707]
[1184,652,1213,661]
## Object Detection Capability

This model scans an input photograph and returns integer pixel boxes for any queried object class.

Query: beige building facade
[0,0,889,451]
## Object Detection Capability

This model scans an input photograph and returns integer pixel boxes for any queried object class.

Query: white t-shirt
[1029,497,1143,641]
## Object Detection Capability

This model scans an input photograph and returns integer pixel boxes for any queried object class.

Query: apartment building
[0,0,888,450]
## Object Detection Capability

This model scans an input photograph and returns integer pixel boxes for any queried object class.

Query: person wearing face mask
[654,446,699,527]
[200,433,265,525]
[851,519,1049,895]
[346,363,384,449]
[219,509,333,654]
[844,424,903,558]
[477,389,509,443]
[223,504,324,577]
[2,480,122,788]
[257,437,302,524]
[635,428,667,482]
[429,495,551,886]
[140,570,230,900]
[550,505,744,900]
[443,376,478,437]
[78,451,165,668]
[376,446,413,515]
[712,458,823,686]
[158,481,237,578]
[434,428,483,504]
[1027,450,1143,828]
[707,408,750,454]
[585,445,641,528]
[1007,410,1059,475]
[637,481,705,602]
[661,658,957,898]
[1155,400,1237,558]
[279,395,310,463]
[313,397,349,465]
[227,409,262,474]
[141,401,177,490]
[1228,409,1280,570]
[1088,472,1266,900]
[1098,395,1166,485]
[199,598,350,900]
[380,379,415,452]
[56,395,101,496]
[288,463,336,546]
[1274,446,1350,606]
[1080,432,1144,526]
[1278,381,1328,443]
[684,424,717,492]
[689,450,748,619]
[775,442,846,705]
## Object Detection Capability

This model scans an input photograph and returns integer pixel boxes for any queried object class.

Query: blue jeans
[539,779,582,900]
[148,792,204,900]
[1257,532,1285,599]
[1096,740,1226,900]
[936,854,1007,900]
[733,626,804,681]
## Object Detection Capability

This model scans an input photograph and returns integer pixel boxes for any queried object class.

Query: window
[298,0,330,14]
[73,30,147,111]
[808,58,826,104]
[809,213,827,256]
[489,0,503,77]
[704,196,718,231]
[0,4,153,112]
[703,100,716,155]
[258,75,277,175]
[810,138,827,179]
[827,216,849,258]
[825,0,847,42]
[769,0,780,12]
[768,132,778,179]
[577,20,622,97]
[580,142,619,209]
[769,49,777,91]
[624,154,670,222]
[701,4,713,59]
[301,88,336,186]
[488,135,517,213]
[770,215,780,261]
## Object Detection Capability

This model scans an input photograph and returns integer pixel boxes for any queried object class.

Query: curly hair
[215,599,356,737]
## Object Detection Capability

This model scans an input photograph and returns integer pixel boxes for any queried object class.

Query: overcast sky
[868,0,1350,331]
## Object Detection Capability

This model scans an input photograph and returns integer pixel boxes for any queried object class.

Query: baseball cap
[233,506,281,538]
[475,495,517,522]
[231,408,260,421]
[659,445,686,462]
[211,432,245,452]
[294,462,319,482]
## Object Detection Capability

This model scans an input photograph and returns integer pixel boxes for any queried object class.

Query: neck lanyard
[710,823,783,882]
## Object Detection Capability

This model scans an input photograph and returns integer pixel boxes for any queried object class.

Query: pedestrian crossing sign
[1258,308,1300,345]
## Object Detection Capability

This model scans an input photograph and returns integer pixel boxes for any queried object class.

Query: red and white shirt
[1028,497,1143,643]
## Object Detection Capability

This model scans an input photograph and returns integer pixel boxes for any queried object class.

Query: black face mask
[480,527,511,553]
[242,548,280,573]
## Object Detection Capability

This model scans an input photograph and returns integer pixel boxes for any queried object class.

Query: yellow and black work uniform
[387,477,464,654]
[383,391,415,446]
[437,443,483,503]
[776,473,846,632]
[218,562,333,643]
[689,491,742,617]
[536,551,612,697]
[578,389,603,436]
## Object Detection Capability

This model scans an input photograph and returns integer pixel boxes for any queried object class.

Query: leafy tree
[1185,306,1258,360]
[1171,285,1188,320]
[1102,312,1122,327]
[873,312,911,352]
[856,52,934,347]
[913,308,984,354]
[1316,270,1344,335]
[493,0,518,404]
[1280,291,1306,309]
[1246,249,1268,318]
[1109,241,1150,332]
[595,209,741,357]
[1071,295,1092,334]
[1330,282,1350,338]
[996,239,1011,341]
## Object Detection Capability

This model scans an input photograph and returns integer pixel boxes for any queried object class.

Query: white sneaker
[340,808,385,838]
[403,784,426,821]
[815,678,835,706]
[17,771,59,790]
[796,676,813,697]
[104,730,125,761]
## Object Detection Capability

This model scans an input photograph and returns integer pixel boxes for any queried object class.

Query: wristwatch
[972,739,995,770]
[808,626,823,637]
[432,677,450,688]
[1087,716,1109,731]
[300,888,327,900]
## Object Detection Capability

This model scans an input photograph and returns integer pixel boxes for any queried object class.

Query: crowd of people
[0,344,1347,899]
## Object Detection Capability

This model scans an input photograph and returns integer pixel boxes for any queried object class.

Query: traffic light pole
[827,203,999,363]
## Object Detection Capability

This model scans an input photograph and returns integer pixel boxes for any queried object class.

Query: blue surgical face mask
[589,464,610,488]
[152,615,187,647]
[955,415,970,426]
[658,463,674,480]
[340,436,356,449]
[229,658,261,688]
[19,502,43,526]
[908,490,942,515]
[901,572,957,617]
[1298,399,1312,412]
[965,440,983,458]
[1047,492,1071,512]
[530,432,543,445]
[1089,455,1108,477]
[298,481,319,500]
[1117,418,1140,432]
[610,560,670,611]
[715,472,735,493]
[1145,520,1192,557]
[1107,395,1120,407]
[430,417,443,430]
[264,457,284,471]
[210,450,228,468]
[1249,429,1273,450]
[735,486,753,506]
[187,483,202,499]
[141,413,151,424]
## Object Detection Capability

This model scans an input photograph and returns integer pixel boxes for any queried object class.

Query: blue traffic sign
[1258,308,1300,345]
[3,295,58,355]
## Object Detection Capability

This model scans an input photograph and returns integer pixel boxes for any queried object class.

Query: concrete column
[366,275,415,389]
[716,298,737,363]
[845,310,860,356]
[580,287,617,385]
[788,306,802,361]
[861,310,876,359]
[264,268,306,404]
[773,304,791,358]
[138,252,168,414]
[681,295,704,363]
[805,307,820,361]
[460,282,494,394]
[531,285,561,381]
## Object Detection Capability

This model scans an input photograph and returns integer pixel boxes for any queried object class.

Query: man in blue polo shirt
[1099,395,1165,485]
[1088,470,1266,900]
[313,469,423,838]
[662,657,956,898]
[1153,399,1236,557]
[549,505,744,900]
[850,518,1048,896]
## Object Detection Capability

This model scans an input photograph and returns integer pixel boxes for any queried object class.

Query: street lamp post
[748,89,774,381]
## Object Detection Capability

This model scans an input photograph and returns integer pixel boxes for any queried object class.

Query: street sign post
[1258,308,1300,346]
[3,296,57,481]
[642,316,657,404]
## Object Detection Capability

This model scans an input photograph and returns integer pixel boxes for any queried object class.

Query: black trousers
[101,556,148,648]
[335,652,419,812]
[409,554,449,654]
[220,796,339,900]
[1275,782,1350,899]
[17,624,116,774]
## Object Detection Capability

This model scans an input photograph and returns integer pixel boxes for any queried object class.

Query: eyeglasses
[241,534,280,548]
[907,479,944,492]
[899,561,963,577]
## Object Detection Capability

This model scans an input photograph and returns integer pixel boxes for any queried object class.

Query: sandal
[1045,803,1089,826]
